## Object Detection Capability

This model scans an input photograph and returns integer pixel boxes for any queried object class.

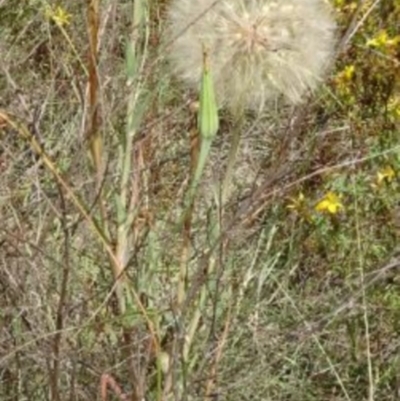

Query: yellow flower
[343,65,355,80]
[336,65,355,82]
[335,65,355,98]
[377,166,395,184]
[287,192,305,211]
[315,192,343,214]
[45,5,71,27]
[367,31,400,50]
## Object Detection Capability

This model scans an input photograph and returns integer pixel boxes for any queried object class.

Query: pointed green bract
[198,50,219,140]
[190,50,219,197]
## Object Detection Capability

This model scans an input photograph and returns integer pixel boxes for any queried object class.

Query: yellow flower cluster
[315,192,343,214]
[287,191,344,216]
[367,30,400,51]
[288,166,397,218]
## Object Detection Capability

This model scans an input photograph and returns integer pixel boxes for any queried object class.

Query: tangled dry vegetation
[1,1,400,400]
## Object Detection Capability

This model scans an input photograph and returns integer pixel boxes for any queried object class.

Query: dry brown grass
[1,1,400,400]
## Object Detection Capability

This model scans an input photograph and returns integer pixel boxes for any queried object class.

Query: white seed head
[166,0,337,111]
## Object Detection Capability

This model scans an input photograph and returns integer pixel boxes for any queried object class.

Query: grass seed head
[166,0,337,111]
